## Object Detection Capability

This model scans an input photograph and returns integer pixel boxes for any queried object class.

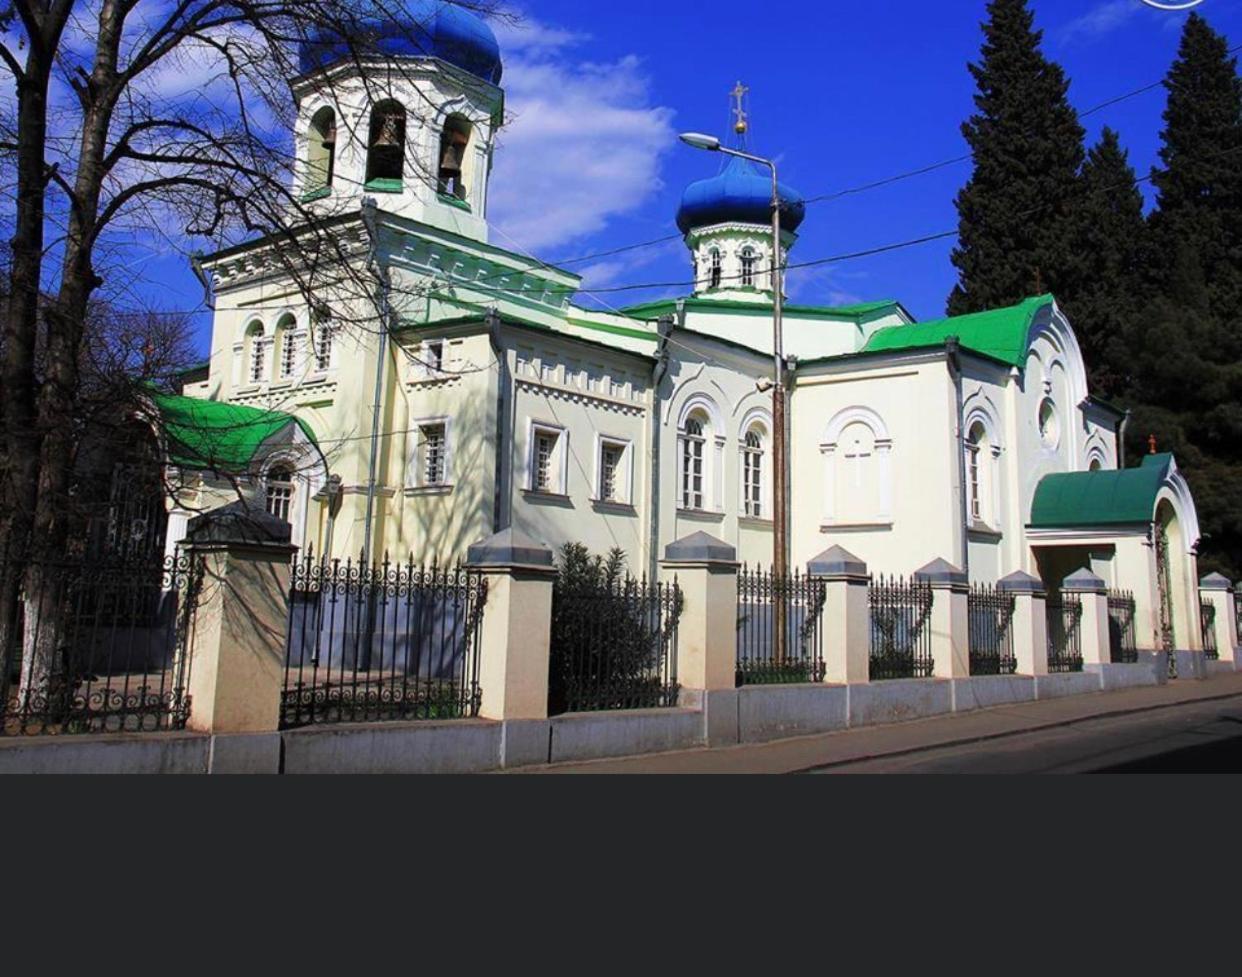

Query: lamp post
[679,131,789,664]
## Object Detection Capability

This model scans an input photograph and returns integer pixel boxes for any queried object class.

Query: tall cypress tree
[1063,127,1146,400]
[947,0,1087,316]
[1135,12,1242,577]
[1148,12,1242,341]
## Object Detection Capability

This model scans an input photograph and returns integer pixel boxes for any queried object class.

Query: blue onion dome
[676,154,806,235]
[299,3,503,85]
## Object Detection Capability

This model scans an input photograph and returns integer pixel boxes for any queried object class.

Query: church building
[157,6,1207,656]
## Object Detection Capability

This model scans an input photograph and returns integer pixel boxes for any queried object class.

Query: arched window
[742,429,763,517]
[1088,457,1103,472]
[437,115,472,200]
[307,107,336,192]
[246,321,267,384]
[709,249,722,289]
[366,101,406,186]
[740,246,757,289]
[681,416,706,510]
[265,465,294,523]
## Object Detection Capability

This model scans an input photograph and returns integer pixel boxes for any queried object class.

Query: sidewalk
[522,671,1242,774]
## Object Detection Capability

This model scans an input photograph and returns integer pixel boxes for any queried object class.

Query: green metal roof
[619,296,905,322]
[1029,454,1173,529]
[151,393,319,473]
[862,294,1053,366]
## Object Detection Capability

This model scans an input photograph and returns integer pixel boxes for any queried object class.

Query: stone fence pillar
[659,532,739,694]
[998,571,1048,676]
[466,529,556,721]
[1200,573,1239,669]
[1063,569,1110,667]
[914,559,970,679]
[809,545,870,684]
[183,501,296,735]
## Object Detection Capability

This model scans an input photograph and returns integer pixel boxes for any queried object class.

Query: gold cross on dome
[730,81,749,135]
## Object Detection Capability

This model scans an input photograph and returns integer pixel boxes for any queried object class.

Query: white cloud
[487,15,676,254]
[1056,1,1142,45]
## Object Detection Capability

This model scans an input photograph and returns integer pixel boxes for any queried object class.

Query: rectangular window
[682,436,704,510]
[425,340,444,373]
[743,450,762,517]
[281,332,301,378]
[421,424,447,485]
[967,445,981,522]
[313,326,333,372]
[599,442,625,503]
[250,340,267,384]
[534,431,558,492]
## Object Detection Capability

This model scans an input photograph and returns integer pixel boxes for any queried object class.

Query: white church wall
[791,354,960,575]
[507,336,652,569]
[660,336,779,563]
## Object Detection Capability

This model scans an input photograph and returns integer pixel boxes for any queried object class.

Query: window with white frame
[418,422,448,486]
[529,424,565,494]
[681,416,706,510]
[837,421,877,523]
[280,326,301,379]
[742,429,763,517]
[313,324,334,372]
[740,246,757,289]
[708,249,722,289]
[597,438,629,504]
[246,321,266,384]
[966,426,982,522]
[965,420,996,526]
[425,340,444,373]
[265,465,294,522]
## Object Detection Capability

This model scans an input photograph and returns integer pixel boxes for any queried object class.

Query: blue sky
[143,0,1242,356]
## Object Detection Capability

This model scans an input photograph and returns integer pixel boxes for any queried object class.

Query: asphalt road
[808,694,1242,774]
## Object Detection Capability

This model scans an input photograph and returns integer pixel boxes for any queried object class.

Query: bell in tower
[437,118,472,200]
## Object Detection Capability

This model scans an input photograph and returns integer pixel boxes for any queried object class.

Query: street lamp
[679,130,789,664]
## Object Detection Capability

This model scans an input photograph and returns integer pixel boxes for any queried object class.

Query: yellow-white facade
[168,13,1208,655]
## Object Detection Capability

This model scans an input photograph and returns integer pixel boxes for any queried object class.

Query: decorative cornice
[514,377,645,417]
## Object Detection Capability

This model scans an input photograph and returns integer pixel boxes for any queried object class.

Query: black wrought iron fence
[1046,594,1084,673]
[868,575,934,680]
[967,583,1017,675]
[1,554,200,735]
[1107,591,1138,664]
[736,566,826,685]
[549,575,681,714]
[282,553,487,728]
[1200,600,1218,661]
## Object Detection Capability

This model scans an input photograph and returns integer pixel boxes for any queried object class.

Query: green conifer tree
[1063,127,1146,400]
[1132,13,1242,577]
[947,0,1087,316]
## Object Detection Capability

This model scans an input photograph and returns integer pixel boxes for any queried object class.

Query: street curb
[797,686,1242,773]
[526,678,1242,774]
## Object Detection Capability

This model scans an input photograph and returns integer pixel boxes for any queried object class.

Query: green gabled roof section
[1029,453,1173,529]
[619,295,907,322]
[862,294,1054,366]
[151,393,319,473]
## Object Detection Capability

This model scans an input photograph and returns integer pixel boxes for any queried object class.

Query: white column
[659,532,739,692]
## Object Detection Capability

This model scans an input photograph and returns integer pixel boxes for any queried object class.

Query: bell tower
[290,9,505,243]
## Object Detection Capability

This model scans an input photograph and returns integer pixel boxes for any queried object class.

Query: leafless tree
[0,0,507,703]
